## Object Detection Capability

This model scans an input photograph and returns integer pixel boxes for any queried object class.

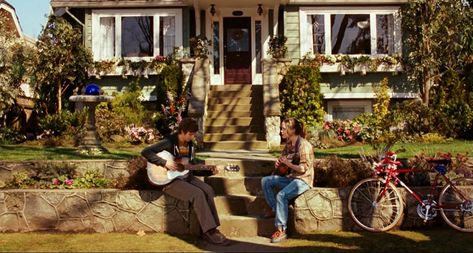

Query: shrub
[111,78,149,125]
[189,35,210,59]
[0,127,26,144]
[96,107,128,142]
[315,156,372,187]
[279,65,324,128]
[114,156,153,190]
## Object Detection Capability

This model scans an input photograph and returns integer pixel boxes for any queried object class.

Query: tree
[402,0,471,105]
[0,12,35,127]
[32,15,92,115]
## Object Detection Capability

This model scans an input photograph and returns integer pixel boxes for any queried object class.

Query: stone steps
[204,84,266,151]
[219,214,275,237]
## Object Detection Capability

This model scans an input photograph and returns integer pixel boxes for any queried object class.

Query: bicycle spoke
[439,177,473,232]
[348,178,403,232]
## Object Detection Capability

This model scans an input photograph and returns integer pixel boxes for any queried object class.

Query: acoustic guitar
[146,150,239,186]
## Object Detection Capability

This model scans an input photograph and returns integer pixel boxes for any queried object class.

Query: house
[49,0,417,150]
[0,0,36,132]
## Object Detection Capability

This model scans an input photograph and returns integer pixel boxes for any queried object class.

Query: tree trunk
[57,81,62,113]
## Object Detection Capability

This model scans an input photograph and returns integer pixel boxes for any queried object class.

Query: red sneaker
[270,230,287,243]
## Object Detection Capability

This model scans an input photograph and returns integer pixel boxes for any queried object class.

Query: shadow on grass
[170,228,473,253]
[0,144,137,160]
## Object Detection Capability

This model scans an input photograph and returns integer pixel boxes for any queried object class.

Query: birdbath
[69,94,113,152]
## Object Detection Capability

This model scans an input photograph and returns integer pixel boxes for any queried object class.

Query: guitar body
[146,150,241,186]
[146,150,190,186]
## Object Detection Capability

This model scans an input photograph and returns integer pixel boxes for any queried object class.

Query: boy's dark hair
[177,118,199,133]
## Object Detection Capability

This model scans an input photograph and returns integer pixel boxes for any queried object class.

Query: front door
[224,17,251,84]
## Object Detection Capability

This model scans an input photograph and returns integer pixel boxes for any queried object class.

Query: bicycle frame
[374,158,470,217]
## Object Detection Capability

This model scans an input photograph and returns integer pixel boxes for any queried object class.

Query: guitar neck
[183,164,216,171]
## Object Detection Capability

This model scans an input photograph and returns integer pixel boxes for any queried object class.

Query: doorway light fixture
[257,4,263,16]
[210,4,216,16]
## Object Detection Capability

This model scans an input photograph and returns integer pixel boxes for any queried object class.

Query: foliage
[189,35,210,59]
[402,0,472,105]
[315,156,372,187]
[125,125,156,144]
[0,127,26,144]
[37,109,86,138]
[155,63,184,111]
[96,106,128,142]
[372,77,390,124]
[268,35,287,59]
[114,156,152,190]
[0,13,35,127]
[322,120,362,143]
[111,78,149,125]
[154,90,189,135]
[279,65,324,128]
[3,162,111,189]
[32,15,93,115]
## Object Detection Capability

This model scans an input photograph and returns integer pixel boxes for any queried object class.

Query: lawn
[0,229,471,252]
[1,139,472,161]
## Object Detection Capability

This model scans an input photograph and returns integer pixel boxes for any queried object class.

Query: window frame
[91,8,182,61]
[299,6,401,57]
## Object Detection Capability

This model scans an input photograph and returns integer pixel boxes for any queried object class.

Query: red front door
[224,17,252,84]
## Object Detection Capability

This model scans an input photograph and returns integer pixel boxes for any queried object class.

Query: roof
[0,0,23,38]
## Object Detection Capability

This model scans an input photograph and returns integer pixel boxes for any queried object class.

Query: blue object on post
[85,83,101,95]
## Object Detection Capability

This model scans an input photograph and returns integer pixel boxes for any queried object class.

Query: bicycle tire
[348,177,403,232]
[439,177,473,232]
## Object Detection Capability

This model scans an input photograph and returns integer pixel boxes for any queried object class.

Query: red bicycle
[348,151,473,232]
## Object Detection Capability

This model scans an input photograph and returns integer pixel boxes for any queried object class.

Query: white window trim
[327,100,373,120]
[299,6,402,57]
[92,9,182,61]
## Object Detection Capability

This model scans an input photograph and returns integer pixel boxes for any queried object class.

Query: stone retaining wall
[0,189,200,234]
[0,187,460,234]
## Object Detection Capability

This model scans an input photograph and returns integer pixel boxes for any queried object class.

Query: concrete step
[205,175,264,196]
[210,84,254,92]
[204,117,257,126]
[203,141,268,151]
[205,125,265,134]
[214,195,268,216]
[199,151,276,176]
[206,104,253,112]
[218,214,275,237]
[203,133,266,142]
[208,97,253,105]
[206,110,263,118]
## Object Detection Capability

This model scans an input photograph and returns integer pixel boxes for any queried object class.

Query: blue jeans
[261,175,310,231]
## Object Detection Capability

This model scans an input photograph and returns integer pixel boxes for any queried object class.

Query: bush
[96,107,128,142]
[315,156,372,187]
[0,127,25,144]
[279,65,324,128]
[111,78,150,125]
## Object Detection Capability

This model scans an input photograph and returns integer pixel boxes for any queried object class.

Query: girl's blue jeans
[261,175,310,231]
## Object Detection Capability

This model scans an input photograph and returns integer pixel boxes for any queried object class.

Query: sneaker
[270,230,287,243]
[204,229,229,245]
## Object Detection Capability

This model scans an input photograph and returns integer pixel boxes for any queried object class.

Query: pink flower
[52,178,60,185]
[64,179,74,185]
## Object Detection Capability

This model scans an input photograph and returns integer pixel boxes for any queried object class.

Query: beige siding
[284,7,300,60]
[85,10,92,50]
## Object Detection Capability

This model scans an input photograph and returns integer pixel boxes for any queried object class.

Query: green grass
[0,230,471,252]
[0,142,145,160]
[0,139,472,161]
[316,139,473,159]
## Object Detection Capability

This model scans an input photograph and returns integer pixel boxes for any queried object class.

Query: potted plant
[267,35,288,59]
[189,35,210,59]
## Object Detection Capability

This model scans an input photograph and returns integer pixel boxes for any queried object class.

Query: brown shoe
[204,229,229,245]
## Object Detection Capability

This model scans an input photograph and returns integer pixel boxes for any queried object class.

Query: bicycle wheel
[439,177,473,232]
[348,178,403,232]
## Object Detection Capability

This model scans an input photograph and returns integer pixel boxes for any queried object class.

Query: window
[301,7,401,56]
[213,21,220,74]
[255,20,262,73]
[92,9,182,61]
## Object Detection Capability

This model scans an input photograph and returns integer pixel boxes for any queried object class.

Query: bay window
[92,9,182,61]
[300,7,401,56]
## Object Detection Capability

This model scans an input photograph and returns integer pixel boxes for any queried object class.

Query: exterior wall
[284,6,301,61]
